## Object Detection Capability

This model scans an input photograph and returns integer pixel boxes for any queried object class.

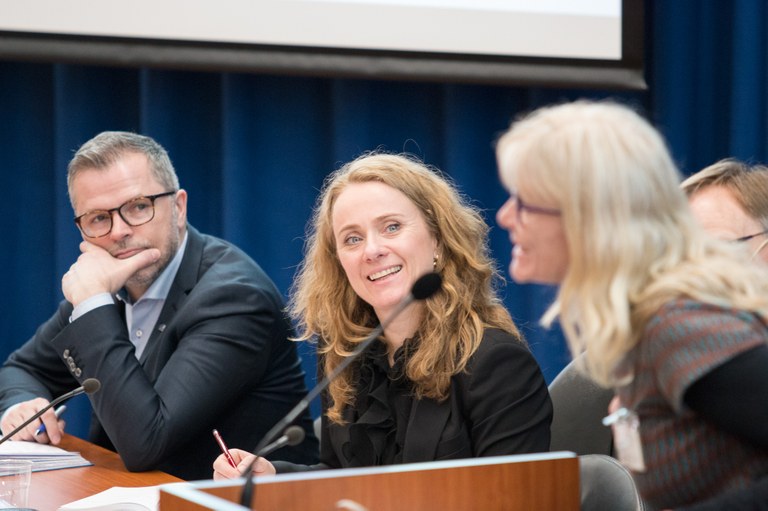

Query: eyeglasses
[74,191,177,238]
[508,192,561,223]
[734,230,768,243]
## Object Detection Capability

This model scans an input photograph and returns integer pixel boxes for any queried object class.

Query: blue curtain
[2,1,767,439]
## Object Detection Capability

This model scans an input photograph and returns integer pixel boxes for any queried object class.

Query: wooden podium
[159,451,578,510]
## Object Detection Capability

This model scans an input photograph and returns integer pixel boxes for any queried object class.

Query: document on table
[57,485,169,511]
[57,486,156,510]
[0,439,92,472]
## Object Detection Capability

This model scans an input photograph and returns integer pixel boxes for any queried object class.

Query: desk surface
[29,435,182,511]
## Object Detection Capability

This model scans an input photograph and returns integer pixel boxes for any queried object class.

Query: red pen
[213,429,237,468]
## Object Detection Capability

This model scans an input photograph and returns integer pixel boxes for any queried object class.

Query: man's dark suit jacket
[0,225,318,479]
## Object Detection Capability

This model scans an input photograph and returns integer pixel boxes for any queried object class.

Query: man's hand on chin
[62,241,161,307]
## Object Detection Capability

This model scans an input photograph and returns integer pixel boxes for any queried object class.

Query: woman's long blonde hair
[496,100,768,387]
[289,153,519,423]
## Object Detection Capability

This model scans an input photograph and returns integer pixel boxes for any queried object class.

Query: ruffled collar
[342,339,414,466]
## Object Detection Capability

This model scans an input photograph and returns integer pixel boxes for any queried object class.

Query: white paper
[57,486,159,511]
[0,440,76,455]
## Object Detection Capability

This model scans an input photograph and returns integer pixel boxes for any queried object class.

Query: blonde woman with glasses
[495,100,768,510]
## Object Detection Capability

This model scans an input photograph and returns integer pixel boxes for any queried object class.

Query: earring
[433,254,438,270]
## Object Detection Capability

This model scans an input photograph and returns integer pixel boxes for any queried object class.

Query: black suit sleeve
[676,345,768,511]
[459,329,553,455]
[683,344,768,449]
[677,475,768,511]
[0,301,81,413]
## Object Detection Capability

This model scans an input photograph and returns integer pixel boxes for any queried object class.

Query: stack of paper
[0,440,92,472]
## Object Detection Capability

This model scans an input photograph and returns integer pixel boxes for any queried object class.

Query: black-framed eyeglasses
[74,191,177,238]
[510,192,561,222]
[734,230,768,243]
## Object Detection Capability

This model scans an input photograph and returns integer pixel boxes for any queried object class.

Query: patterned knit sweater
[616,299,768,510]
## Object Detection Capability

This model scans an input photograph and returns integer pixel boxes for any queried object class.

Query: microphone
[257,425,305,459]
[240,272,442,506]
[0,378,101,447]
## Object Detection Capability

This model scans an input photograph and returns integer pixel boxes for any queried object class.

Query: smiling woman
[495,189,569,285]
[331,180,437,326]
[495,100,768,510]
[212,151,553,480]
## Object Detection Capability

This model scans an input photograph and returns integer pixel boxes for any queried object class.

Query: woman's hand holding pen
[212,449,277,480]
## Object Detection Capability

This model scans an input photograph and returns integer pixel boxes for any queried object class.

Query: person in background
[0,131,318,480]
[682,158,768,263]
[495,100,768,510]
[213,152,552,478]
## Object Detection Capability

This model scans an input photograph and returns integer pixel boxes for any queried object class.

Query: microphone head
[411,272,442,300]
[82,378,101,395]
[284,425,305,446]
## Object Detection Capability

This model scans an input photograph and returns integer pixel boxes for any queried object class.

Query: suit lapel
[402,396,451,462]
[139,225,204,365]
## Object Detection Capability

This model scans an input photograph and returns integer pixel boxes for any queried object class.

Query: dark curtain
[2,1,766,439]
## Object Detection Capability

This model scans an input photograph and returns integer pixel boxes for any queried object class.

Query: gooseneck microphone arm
[0,378,101,447]
[240,272,442,507]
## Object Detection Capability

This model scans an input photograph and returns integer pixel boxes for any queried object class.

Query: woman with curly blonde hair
[214,152,551,477]
[495,100,768,510]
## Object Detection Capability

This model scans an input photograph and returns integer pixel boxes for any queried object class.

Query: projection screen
[0,0,645,89]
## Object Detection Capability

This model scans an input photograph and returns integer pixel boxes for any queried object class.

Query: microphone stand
[240,272,442,507]
[240,297,414,505]
[249,292,415,460]
[0,379,101,447]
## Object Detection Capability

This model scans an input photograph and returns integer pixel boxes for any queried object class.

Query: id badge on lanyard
[603,406,646,472]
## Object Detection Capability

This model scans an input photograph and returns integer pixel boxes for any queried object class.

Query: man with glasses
[0,131,318,479]
[683,158,768,263]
